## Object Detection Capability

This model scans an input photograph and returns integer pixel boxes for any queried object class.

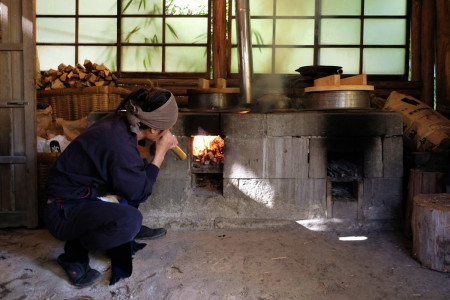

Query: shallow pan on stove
[188,93,240,111]
[303,90,371,110]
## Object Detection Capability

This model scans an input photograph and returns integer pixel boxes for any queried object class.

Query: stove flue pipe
[235,0,253,105]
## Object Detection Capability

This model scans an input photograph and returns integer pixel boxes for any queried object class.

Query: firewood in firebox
[192,135,224,167]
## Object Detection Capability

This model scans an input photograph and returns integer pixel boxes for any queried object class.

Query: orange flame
[193,135,224,162]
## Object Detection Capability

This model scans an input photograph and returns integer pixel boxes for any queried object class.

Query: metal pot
[188,93,240,111]
[255,89,292,112]
[303,90,371,110]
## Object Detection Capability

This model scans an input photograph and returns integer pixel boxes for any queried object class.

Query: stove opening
[192,135,224,170]
[191,135,224,195]
[327,151,363,180]
[326,151,363,219]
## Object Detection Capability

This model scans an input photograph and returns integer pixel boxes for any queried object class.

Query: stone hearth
[142,110,403,231]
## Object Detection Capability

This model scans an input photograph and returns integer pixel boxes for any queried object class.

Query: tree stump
[412,193,450,272]
[405,169,445,238]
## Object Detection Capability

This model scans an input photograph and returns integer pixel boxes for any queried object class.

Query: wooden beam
[212,0,227,81]
[0,43,23,51]
[22,0,38,228]
[435,0,450,113]
[410,0,422,82]
[0,156,27,164]
[420,0,436,107]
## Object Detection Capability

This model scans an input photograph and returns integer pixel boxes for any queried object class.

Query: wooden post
[412,193,450,272]
[420,0,436,107]
[410,0,422,82]
[435,0,450,114]
[227,0,233,77]
[213,0,227,82]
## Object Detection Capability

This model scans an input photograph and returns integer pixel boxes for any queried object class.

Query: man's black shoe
[57,254,101,288]
[134,225,167,240]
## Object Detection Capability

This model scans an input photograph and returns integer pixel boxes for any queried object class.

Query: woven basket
[37,86,131,121]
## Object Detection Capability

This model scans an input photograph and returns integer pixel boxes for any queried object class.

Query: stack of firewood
[36,59,118,90]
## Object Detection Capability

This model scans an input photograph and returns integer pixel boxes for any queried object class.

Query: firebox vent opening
[192,174,223,196]
[329,181,359,219]
[331,181,358,202]
[190,135,225,195]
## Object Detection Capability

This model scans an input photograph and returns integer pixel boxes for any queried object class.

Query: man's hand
[151,131,178,167]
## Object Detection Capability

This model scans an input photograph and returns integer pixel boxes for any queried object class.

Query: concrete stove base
[143,110,404,231]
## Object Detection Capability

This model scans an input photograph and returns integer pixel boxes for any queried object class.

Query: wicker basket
[37,86,131,120]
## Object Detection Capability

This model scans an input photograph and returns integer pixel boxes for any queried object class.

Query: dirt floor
[0,224,449,300]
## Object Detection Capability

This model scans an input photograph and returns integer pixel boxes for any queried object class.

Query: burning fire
[192,135,224,165]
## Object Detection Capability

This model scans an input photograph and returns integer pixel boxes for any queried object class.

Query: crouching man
[45,87,178,287]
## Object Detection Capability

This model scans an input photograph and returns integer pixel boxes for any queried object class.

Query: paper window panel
[121,46,162,72]
[165,46,207,72]
[37,46,75,71]
[165,18,208,44]
[36,18,75,43]
[319,48,360,74]
[79,18,117,43]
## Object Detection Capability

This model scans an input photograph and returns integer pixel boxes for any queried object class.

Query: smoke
[250,75,292,112]
[252,75,288,99]
[197,126,207,135]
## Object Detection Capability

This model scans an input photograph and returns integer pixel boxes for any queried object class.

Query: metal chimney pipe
[235,0,253,105]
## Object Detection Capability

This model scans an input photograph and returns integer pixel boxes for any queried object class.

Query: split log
[87,73,97,84]
[58,63,67,72]
[96,64,106,71]
[94,80,105,87]
[412,193,450,272]
[79,71,87,80]
[59,72,67,82]
[64,65,74,73]
[51,78,65,89]
[84,59,94,72]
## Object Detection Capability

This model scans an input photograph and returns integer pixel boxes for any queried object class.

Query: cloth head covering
[125,92,178,134]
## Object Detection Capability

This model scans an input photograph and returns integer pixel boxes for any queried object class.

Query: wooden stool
[412,193,450,272]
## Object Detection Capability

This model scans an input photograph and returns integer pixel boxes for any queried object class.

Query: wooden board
[305,74,374,92]
[187,88,240,94]
[188,78,239,94]
[305,85,375,92]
